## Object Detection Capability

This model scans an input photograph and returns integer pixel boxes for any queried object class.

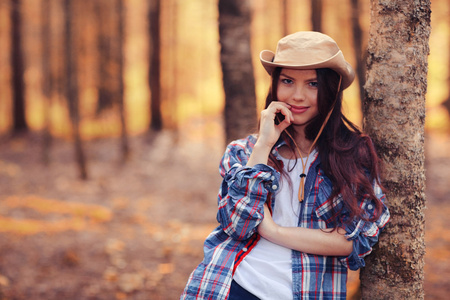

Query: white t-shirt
[233,150,318,300]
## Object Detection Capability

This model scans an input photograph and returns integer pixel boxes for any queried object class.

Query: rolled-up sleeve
[339,182,390,270]
[217,137,280,241]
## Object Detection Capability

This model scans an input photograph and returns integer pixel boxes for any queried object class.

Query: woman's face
[277,68,319,129]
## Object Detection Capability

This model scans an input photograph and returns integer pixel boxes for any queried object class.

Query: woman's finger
[277,118,291,133]
[266,102,292,123]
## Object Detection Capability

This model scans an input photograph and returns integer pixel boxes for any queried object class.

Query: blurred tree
[64,0,88,179]
[361,0,430,299]
[116,0,129,160]
[311,0,322,32]
[95,0,115,115]
[164,0,179,132]
[218,0,257,143]
[149,0,163,131]
[350,0,365,105]
[281,0,289,36]
[443,0,450,116]
[42,0,52,164]
[10,0,28,134]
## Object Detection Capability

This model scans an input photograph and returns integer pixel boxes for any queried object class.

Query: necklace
[283,130,315,202]
[282,75,342,202]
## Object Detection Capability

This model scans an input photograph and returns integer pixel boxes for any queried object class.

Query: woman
[181,31,390,300]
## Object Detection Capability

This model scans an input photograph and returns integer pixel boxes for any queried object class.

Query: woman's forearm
[246,142,272,167]
[265,226,353,256]
[258,205,353,256]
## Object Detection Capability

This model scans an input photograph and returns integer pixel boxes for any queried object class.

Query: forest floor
[0,121,449,300]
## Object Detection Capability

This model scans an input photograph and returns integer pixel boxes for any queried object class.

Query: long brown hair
[265,67,384,224]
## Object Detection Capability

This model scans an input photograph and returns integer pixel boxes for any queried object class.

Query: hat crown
[274,32,340,65]
[259,31,355,89]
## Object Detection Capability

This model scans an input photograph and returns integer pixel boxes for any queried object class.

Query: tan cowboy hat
[260,31,355,89]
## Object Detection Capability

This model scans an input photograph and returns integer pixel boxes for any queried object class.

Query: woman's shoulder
[226,134,258,151]
[219,135,258,172]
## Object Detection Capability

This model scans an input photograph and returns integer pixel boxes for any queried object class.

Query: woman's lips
[289,105,309,114]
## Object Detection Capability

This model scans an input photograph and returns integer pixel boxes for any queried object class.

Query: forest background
[0,0,449,299]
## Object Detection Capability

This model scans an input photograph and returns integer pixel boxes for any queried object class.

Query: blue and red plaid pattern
[181,135,390,300]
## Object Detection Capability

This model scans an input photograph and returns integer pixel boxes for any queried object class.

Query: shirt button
[272,149,276,155]
[367,204,373,210]
[272,185,278,190]
[242,247,248,252]
[271,176,275,181]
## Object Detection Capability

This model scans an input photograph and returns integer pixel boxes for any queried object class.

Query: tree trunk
[149,0,163,131]
[10,0,28,133]
[95,0,114,115]
[350,0,365,105]
[360,1,431,299]
[218,0,257,144]
[64,0,88,180]
[310,0,322,32]
[116,0,129,160]
[159,0,178,132]
[281,0,288,36]
[42,0,52,164]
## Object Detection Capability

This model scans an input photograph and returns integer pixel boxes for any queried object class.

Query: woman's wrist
[247,141,273,167]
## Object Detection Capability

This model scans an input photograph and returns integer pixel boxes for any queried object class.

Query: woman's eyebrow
[280,73,294,79]
[280,73,318,81]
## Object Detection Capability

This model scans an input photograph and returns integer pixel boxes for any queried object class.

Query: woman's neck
[292,127,313,155]
[279,128,314,159]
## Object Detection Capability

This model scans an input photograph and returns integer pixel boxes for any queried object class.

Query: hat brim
[260,50,355,89]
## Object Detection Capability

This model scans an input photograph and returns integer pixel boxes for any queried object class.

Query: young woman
[181,31,390,300]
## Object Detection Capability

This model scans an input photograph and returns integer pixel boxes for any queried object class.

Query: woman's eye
[281,78,293,84]
[309,81,318,88]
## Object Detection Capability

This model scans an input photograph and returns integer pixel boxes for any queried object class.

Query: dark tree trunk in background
[310,0,322,32]
[361,0,431,298]
[11,0,28,134]
[218,0,257,144]
[443,0,450,115]
[116,0,129,160]
[281,0,288,36]
[64,0,88,180]
[166,0,179,131]
[42,0,52,164]
[149,0,163,131]
[95,0,114,114]
[350,0,365,105]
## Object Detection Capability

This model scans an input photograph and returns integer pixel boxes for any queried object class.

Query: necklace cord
[282,75,342,202]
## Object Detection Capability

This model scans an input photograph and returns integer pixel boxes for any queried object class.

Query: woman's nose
[292,86,304,101]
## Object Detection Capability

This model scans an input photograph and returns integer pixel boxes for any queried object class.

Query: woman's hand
[247,102,292,167]
[257,102,293,149]
[258,204,279,239]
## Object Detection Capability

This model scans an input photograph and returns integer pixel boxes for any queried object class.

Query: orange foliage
[2,195,112,222]
[0,195,112,235]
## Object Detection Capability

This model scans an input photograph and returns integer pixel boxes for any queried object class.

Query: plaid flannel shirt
[181,135,390,300]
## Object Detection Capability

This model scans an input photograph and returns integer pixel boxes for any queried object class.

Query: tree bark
[361,1,431,299]
[10,0,28,133]
[149,0,163,131]
[64,0,88,180]
[218,0,257,144]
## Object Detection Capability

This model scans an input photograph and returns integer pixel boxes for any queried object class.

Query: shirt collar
[271,138,321,167]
